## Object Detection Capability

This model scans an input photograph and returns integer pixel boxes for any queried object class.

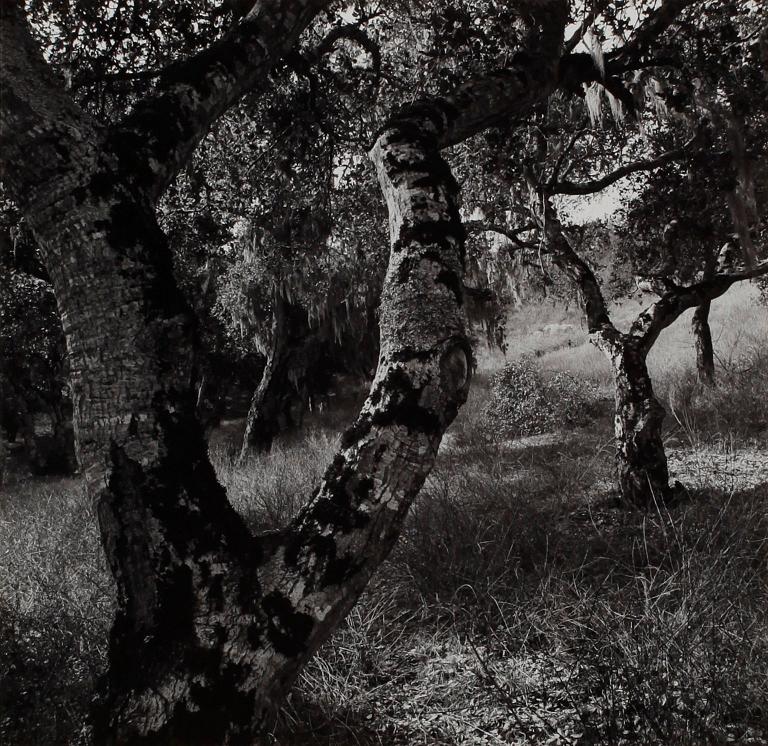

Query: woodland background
[1,0,768,744]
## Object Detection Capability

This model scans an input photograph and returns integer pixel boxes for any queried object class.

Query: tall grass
[0,479,112,745]
[1,287,766,744]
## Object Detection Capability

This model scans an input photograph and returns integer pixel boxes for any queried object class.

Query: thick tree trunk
[4,70,471,746]
[87,119,471,744]
[598,335,673,505]
[692,301,715,385]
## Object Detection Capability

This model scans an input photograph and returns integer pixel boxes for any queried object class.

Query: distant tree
[444,0,768,504]
[619,0,768,385]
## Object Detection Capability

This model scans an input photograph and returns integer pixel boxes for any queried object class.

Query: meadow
[2,284,767,745]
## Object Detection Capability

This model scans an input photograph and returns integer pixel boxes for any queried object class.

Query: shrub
[483,357,599,440]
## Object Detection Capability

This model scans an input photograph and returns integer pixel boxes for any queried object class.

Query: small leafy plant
[483,357,600,439]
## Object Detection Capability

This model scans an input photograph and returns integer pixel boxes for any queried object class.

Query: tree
[471,111,768,505]
[440,0,768,505]
[1,0,708,739]
[156,22,388,457]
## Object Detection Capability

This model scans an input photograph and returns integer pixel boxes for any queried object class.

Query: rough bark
[6,0,682,738]
[89,110,471,745]
[1,4,474,740]
[692,301,715,386]
[533,194,768,505]
[596,334,673,505]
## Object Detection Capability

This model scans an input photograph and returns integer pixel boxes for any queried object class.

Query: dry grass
[1,287,767,745]
[0,479,113,745]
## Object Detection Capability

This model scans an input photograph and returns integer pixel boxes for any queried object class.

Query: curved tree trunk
[692,301,715,385]
[598,334,673,505]
[239,294,315,459]
[534,197,673,506]
[2,14,473,739]
[84,115,470,745]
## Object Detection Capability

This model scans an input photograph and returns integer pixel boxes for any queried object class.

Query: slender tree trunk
[16,399,39,473]
[598,334,673,505]
[692,301,715,385]
[534,198,673,506]
[50,398,78,473]
[239,295,317,459]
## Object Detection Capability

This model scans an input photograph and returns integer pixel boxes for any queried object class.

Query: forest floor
[2,284,768,745]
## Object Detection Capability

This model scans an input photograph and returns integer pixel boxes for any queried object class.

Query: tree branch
[531,196,615,335]
[73,65,166,90]
[546,126,588,188]
[605,0,698,73]
[378,1,569,150]
[563,0,614,54]
[631,259,768,351]
[312,23,381,73]
[0,1,103,210]
[549,135,697,196]
[464,220,537,249]
[112,0,334,201]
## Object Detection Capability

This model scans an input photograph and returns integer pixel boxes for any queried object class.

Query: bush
[483,357,599,440]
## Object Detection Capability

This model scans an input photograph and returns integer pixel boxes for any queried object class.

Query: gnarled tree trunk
[535,197,674,506]
[2,5,474,739]
[692,301,715,385]
[596,334,672,505]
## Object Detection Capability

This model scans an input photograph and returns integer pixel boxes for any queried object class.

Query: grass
[0,479,113,745]
[1,287,767,745]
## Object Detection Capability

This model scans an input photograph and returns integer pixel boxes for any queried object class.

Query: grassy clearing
[1,287,767,745]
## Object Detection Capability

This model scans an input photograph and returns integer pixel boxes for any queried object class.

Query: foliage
[483,357,599,439]
[25,0,227,119]
[5,0,768,741]
[667,342,768,442]
[0,268,67,414]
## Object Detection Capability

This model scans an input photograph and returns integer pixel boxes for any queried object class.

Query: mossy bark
[598,334,673,506]
[0,1,579,740]
[534,198,673,505]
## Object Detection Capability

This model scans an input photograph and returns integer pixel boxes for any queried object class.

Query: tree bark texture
[692,301,715,385]
[597,334,673,505]
[531,194,768,504]
[1,4,475,740]
[238,295,379,459]
[239,294,319,458]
